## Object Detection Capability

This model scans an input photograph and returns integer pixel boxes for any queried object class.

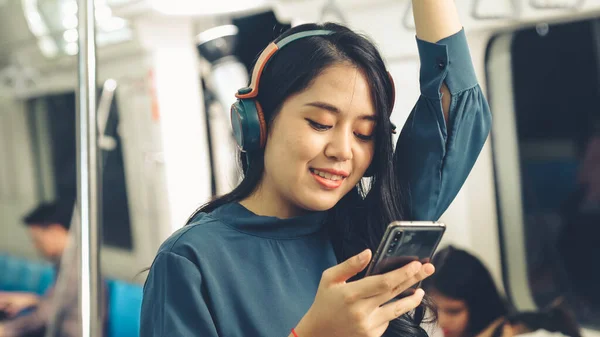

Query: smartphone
[365,221,446,297]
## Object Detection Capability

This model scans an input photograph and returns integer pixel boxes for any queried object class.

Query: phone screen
[367,226,444,298]
[367,225,444,279]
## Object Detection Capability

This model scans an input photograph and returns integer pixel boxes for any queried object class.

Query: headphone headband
[235,29,396,118]
[235,30,334,100]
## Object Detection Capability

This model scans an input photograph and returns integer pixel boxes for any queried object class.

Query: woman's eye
[445,309,463,316]
[355,133,374,141]
[305,119,373,141]
[306,119,331,131]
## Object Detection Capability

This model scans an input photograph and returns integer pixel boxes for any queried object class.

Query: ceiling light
[95,5,112,20]
[61,0,77,16]
[150,0,270,16]
[65,42,78,55]
[99,16,127,32]
[38,36,59,57]
[62,15,77,29]
[63,28,78,42]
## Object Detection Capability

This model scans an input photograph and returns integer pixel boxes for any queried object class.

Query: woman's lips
[310,168,347,189]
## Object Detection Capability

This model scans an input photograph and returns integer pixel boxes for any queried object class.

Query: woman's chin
[295,192,342,212]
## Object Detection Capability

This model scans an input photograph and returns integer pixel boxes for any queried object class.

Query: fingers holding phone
[293,250,432,337]
[356,261,435,307]
[348,261,428,298]
[370,288,426,329]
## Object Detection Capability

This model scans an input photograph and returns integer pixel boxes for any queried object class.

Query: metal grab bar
[403,0,520,31]
[76,0,102,336]
[97,79,118,151]
[402,1,415,30]
[46,0,103,335]
[471,0,520,20]
[529,0,585,10]
[319,0,347,24]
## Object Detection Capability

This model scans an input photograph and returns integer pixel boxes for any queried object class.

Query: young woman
[140,1,492,336]
[422,246,509,337]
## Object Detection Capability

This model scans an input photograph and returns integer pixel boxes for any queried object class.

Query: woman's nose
[324,131,353,161]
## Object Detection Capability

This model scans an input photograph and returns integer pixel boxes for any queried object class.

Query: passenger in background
[556,130,600,325]
[477,299,581,337]
[576,131,600,207]
[558,200,600,324]
[0,200,107,337]
[422,246,509,337]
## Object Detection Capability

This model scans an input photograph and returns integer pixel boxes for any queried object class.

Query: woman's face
[432,291,471,337]
[260,63,377,217]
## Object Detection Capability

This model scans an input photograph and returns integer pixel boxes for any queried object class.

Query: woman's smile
[309,168,349,189]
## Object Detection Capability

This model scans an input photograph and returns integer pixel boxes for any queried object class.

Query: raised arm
[413,0,462,126]
[413,0,462,43]
[395,1,492,220]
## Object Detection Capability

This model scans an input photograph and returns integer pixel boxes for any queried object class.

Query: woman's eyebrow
[304,101,376,121]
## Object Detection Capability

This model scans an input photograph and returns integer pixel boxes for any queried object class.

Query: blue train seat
[107,279,143,337]
[0,253,55,295]
[0,254,144,337]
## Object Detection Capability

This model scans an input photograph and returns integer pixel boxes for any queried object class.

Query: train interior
[0,0,599,336]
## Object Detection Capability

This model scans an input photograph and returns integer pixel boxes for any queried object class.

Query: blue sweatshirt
[140,28,492,337]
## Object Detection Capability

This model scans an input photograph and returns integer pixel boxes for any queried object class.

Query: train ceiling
[0,0,599,89]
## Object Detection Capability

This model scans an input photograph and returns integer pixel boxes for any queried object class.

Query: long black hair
[422,246,509,337]
[189,22,431,337]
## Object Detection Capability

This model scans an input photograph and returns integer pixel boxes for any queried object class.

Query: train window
[26,91,134,250]
[489,19,600,328]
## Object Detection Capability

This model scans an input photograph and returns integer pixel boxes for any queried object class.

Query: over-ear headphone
[230,29,397,154]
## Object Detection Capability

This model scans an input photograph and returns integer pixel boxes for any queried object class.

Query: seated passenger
[422,246,509,337]
[478,299,581,337]
[0,200,107,337]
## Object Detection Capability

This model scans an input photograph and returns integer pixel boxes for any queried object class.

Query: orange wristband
[291,328,299,337]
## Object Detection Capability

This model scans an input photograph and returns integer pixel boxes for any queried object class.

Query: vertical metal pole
[77,0,101,336]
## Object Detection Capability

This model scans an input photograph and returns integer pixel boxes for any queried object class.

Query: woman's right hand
[292,249,435,337]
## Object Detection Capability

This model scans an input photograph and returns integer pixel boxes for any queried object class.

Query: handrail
[76,0,103,336]
[403,0,520,31]
[402,1,415,30]
[97,79,118,152]
[471,0,520,20]
[529,0,585,10]
[319,0,347,25]
[43,0,103,335]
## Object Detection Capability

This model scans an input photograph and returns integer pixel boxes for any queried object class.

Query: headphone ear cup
[230,98,267,152]
[231,100,246,150]
[254,101,267,148]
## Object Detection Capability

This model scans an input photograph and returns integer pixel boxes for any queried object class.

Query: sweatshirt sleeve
[394,28,492,220]
[140,251,219,336]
